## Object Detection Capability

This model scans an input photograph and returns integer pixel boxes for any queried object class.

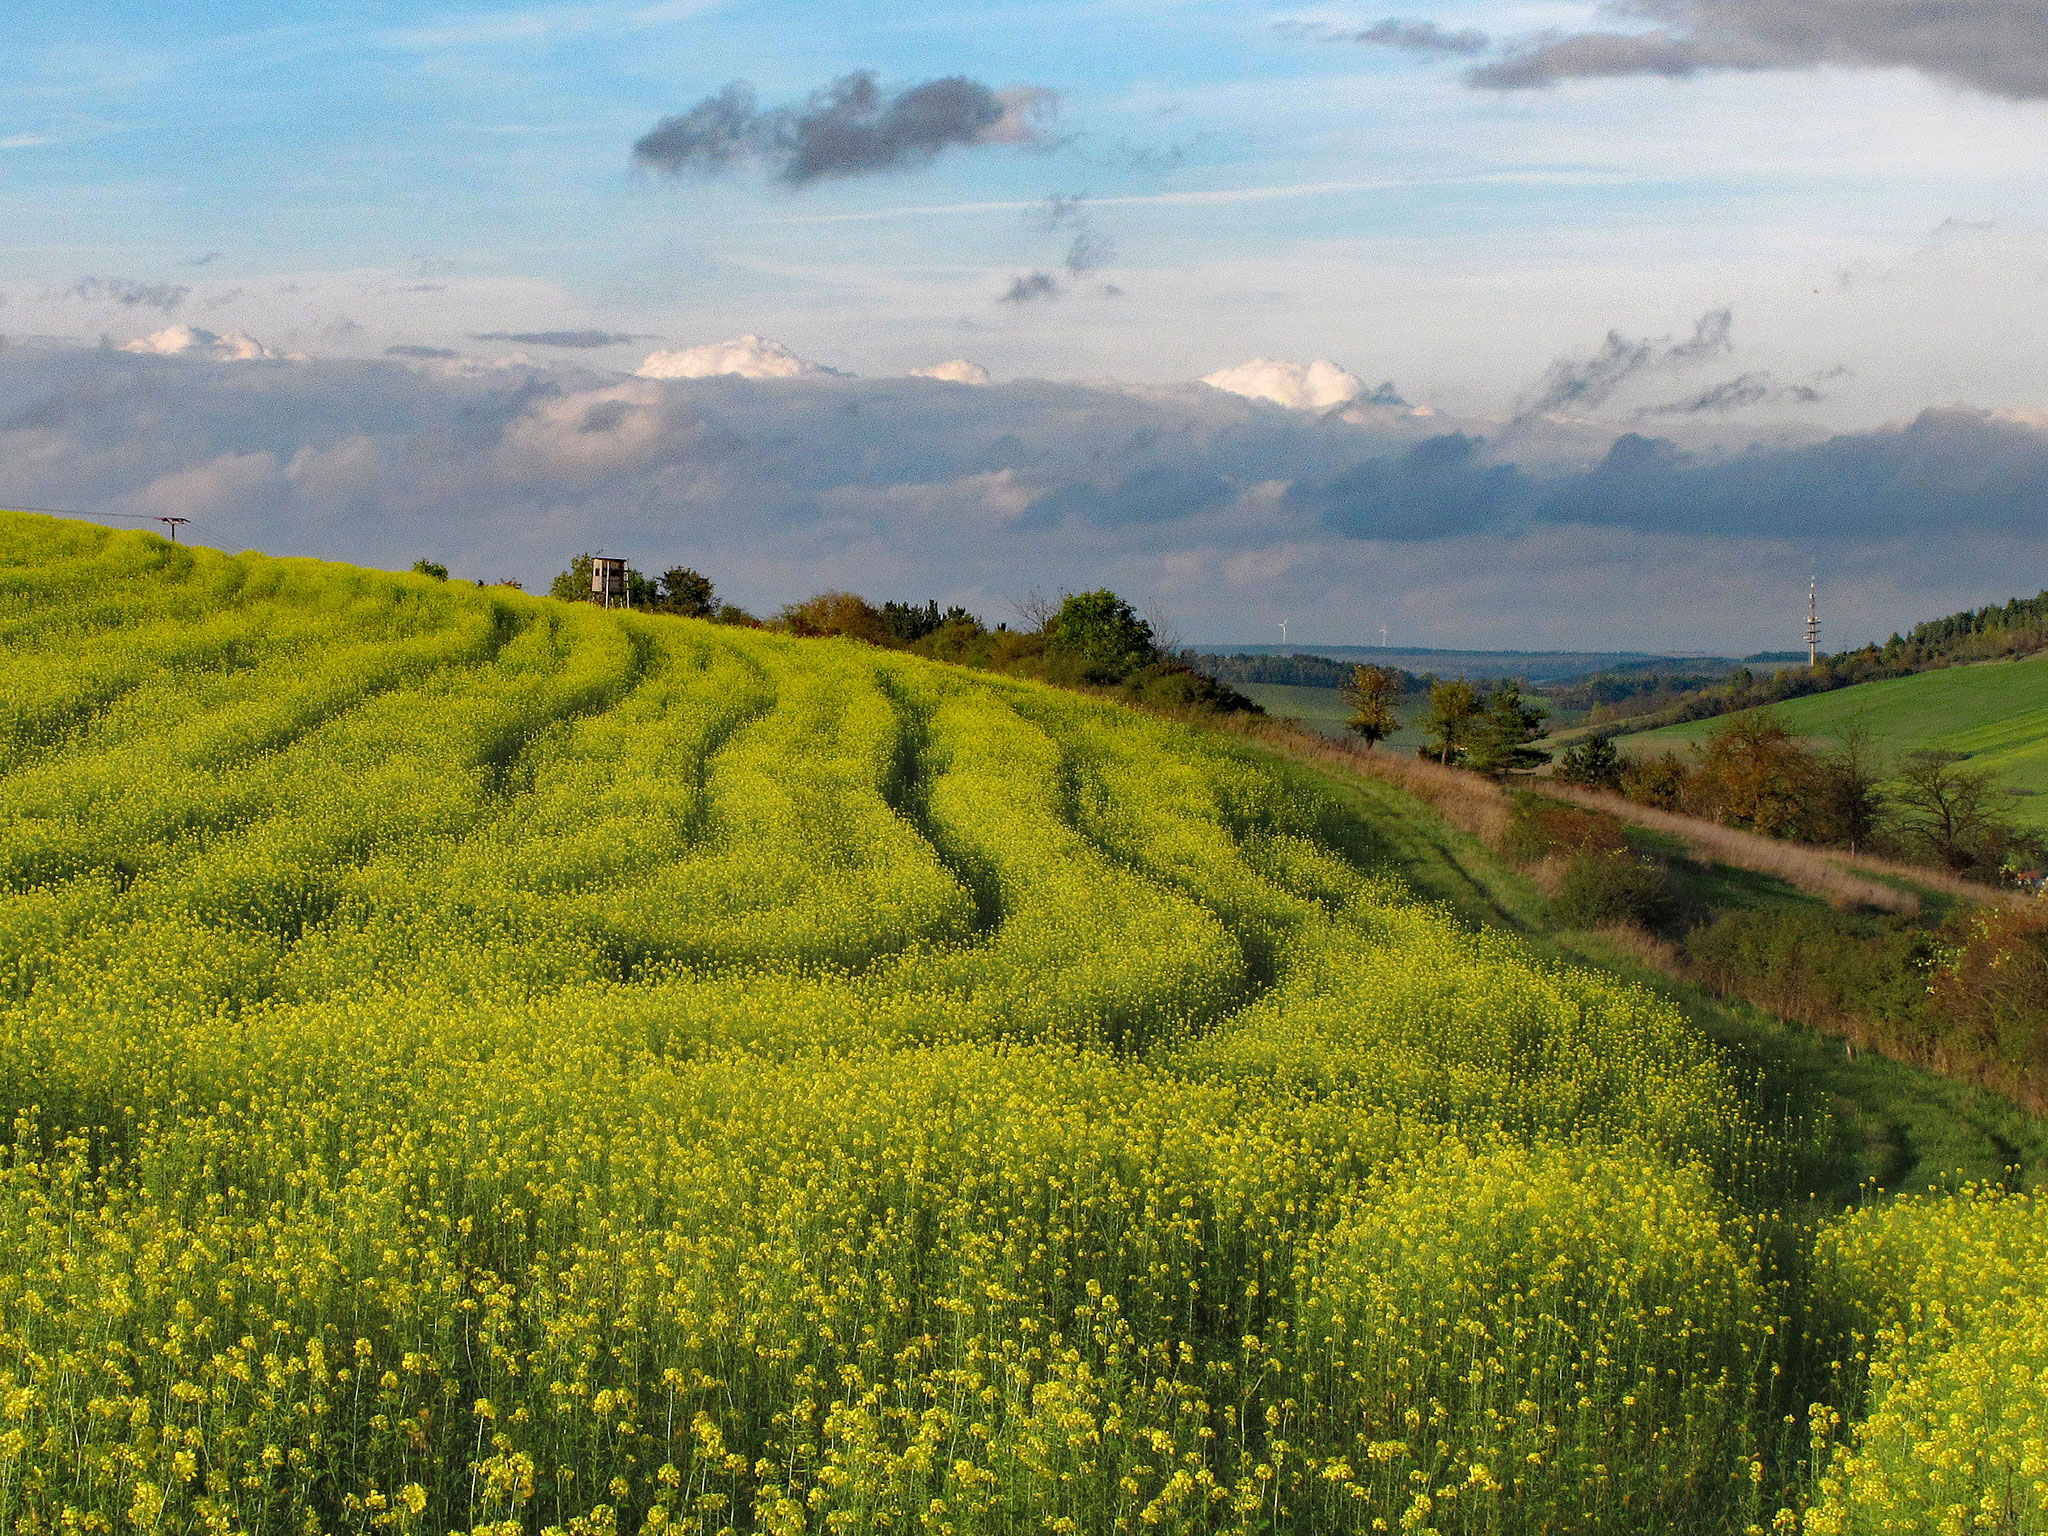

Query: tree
[550,554,595,603]
[1466,681,1550,778]
[775,591,892,645]
[1339,664,1402,748]
[1893,749,2011,872]
[1694,711,1814,837]
[1810,721,1886,853]
[1556,734,1625,793]
[1045,590,1157,679]
[1418,678,1479,766]
[658,567,717,619]
[410,559,448,581]
[1621,749,1694,811]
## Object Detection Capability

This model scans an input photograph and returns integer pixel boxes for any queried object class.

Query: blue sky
[6,1,2048,646]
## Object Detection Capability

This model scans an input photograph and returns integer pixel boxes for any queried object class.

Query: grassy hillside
[1234,681,1431,748]
[1614,652,2048,825]
[0,510,2042,1535]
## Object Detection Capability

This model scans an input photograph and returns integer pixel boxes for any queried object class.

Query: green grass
[1614,653,2048,825]
[1245,744,2048,1199]
[1236,682,1429,749]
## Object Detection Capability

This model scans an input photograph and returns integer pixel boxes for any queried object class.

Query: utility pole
[156,516,189,542]
[1807,576,1820,669]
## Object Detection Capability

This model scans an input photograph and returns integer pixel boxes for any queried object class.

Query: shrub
[1500,794,1630,866]
[1685,907,1933,1039]
[1553,848,1676,931]
[1928,904,2048,1095]
[1555,733,1624,792]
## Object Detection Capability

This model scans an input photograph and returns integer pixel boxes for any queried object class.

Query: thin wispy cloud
[472,329,650,348]
[1523,309,1733,417]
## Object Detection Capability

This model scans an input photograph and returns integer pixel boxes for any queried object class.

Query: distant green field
[1615,652,2048,826]
[1237,681,1428,749]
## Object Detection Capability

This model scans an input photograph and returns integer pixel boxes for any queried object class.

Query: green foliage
[657,565,716,618]
[549,551,595,602]
[409,558,448,580]
[1339,663,1401,748]
[1552,848,1676,931]
[1557,733,1625,792]
[1044,587,1157,678]
[1418,676,1479,764]
[1465,679,1550,777]
[0,510,2037,1535]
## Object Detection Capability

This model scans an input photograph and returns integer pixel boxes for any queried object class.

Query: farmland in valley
[0,510,2041,1535]
[1614,652,2048,827]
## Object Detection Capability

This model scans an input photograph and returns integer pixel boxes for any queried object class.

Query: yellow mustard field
[0,511,2040,1536]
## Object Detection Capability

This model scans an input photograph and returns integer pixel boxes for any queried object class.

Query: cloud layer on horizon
[0,341,2038,651]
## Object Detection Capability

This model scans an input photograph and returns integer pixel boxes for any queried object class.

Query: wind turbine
[1277,619,1290,646]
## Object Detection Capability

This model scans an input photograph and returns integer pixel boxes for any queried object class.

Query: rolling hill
[0,509,2040,1535]
[1613,651,2048,826]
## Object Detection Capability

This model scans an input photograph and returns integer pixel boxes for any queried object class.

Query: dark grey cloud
[472,330,650,348]
[1466,1,2048,99]
[1000,271,1062,304]
[1287,432,1527,540]
[4,342,2045,649]
[62,278,190,313]
[1355,18,1491,55]
[186,251,224,267]
[387,344,458,359]
[633,71,1054,186]
[1523,308,1732,416]
[1640,371,1829,415]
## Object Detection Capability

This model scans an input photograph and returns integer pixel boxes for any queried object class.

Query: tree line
[1554,713,2046,883]
[542,554,1259,716]
[1563,586,2048,736]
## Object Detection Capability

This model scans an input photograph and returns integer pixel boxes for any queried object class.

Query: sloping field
[1615,653,2048,825]
[0,511,2041,1535]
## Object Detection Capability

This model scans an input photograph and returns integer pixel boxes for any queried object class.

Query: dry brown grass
[1224,716,2011,916]
[1232,718,1513,845]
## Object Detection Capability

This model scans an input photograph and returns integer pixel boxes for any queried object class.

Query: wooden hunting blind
[591,556,627,608]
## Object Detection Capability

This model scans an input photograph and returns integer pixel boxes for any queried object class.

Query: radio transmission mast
[1806,576,1820,669]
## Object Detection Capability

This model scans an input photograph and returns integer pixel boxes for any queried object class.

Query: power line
[3,504,198,540]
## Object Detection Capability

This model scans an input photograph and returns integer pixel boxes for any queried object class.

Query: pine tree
[1466,681,1551,778]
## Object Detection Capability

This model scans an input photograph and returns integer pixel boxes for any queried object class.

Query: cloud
[999,272,1062,304]
[1201,358,1373,412]
[64,278,190,314]
[635,334,831,380]
[186,251,225,267]
[1522,308,1732,416]
[119,325,294,362]
[633,71,1055,186]
[1350,18,1491,55]
[1466,1,2048,100]
[472,330,650,348]
[7,341,2048,651]
[908,359,991,385]
[0,134,51,151]
[387,344,460,359]
[1641,371,1828,416]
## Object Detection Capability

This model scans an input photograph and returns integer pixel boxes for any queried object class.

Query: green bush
[1553,849,1676,931]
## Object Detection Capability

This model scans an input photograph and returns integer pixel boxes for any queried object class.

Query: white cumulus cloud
[120,325,295,362]
[1200,357,1366,412]
[907,359,991,385]
[636,334,827,381]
